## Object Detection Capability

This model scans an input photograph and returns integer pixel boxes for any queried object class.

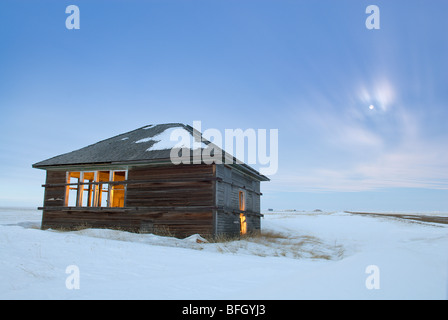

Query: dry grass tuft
[205,229,345,261]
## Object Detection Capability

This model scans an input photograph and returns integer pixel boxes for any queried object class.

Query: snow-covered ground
[0,207,447,299]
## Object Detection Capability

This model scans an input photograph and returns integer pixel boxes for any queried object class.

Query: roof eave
[32,158,270,181]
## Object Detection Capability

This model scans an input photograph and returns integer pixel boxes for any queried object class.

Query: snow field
[0,208,447,299]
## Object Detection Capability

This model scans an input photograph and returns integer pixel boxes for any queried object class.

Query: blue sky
[0,0,447,211]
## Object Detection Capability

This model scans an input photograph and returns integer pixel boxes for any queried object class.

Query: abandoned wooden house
[32,123,269,238]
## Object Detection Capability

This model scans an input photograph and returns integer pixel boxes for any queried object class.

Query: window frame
[65,169,128,208]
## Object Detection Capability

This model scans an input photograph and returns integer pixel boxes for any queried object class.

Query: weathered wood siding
[42,208,149,232]
[41,163,263,238]
[41,207,214,236]
[125,164,215,237]
[43,171,66,207]
[41,164,215,238]
[214,164,261,236]
[126,164,214,207]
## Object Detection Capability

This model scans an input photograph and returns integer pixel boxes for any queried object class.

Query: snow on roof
[32,123,269,181]
[32,123,193,167]
[143,127,207,151]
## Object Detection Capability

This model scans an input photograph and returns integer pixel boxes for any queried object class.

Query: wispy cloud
[358,78,396,113]
[273,79,448,193]
[268,143,448,192]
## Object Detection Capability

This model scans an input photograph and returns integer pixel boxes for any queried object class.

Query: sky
[0,0,447,212]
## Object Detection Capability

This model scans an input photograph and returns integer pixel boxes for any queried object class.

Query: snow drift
[0,208,447,299]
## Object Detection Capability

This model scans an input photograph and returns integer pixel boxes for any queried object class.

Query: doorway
[239,190,247,235]
[240,213,247,235]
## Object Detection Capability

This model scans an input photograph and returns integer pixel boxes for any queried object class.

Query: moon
[369,105,375,110]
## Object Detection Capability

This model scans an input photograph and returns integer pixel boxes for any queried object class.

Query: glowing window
[110,171,126,208]
[65,170,127,208]
[239,190,245,211]
[67,172,81,207]
[240,213,247,235]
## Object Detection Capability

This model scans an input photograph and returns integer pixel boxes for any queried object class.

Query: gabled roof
[32,123,269,181]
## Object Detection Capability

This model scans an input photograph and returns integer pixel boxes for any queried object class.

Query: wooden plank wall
[126,164,215,237]
[41,164,216,238]
[42,208,147,232]
[126,164,215,207]
[43,171,66,207]
[215,164,261,236]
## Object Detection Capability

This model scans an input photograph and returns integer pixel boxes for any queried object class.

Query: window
[239,190,246,211]
[111,171,126,207]
[81,172,96,207]
[67,172,81,207]
[97,171,110,207]
[65,170,127,208]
